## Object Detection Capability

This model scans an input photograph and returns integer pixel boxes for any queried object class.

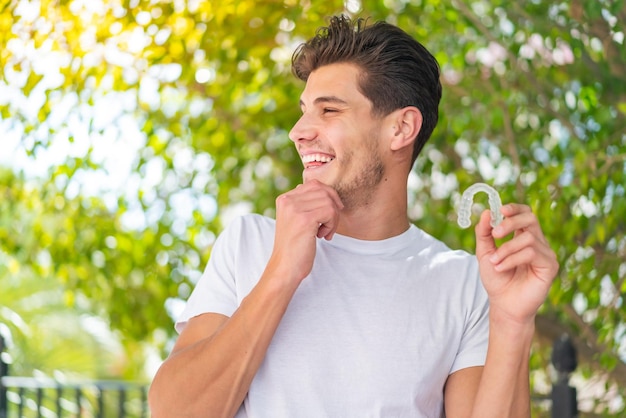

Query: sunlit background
[1,0,625,415]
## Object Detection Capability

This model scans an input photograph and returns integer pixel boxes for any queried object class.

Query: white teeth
[302,153,335,163]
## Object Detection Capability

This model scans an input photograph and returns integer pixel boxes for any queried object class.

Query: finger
[494,204,546,242]
[284,184,342,216]
[317,223,336,239]
[318,197,343,239]
[276,191,340,235]
[499,203,531,216]
[295,182,343,239]
[296,188,342,239]
[475,209,497,258]
[299,180,344,210]
[489,231,557,274]
[491,246,558,281]
[490,230,534,261]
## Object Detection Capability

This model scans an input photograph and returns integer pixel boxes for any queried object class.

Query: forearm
[470,309,535,418]
[149,273,299,417]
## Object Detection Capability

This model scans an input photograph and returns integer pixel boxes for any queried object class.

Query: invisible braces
[457,183,503,229]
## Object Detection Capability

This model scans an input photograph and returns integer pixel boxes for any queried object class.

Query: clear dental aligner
[457,183,504,229]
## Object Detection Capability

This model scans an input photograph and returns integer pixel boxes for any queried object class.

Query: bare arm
[445,205,558,418]
[445,317,535,418]
[148,181,343,417]
[444,367,482,416]
[469,310,534,417]
[148,274,300,417]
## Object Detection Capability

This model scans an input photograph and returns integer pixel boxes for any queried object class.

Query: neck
[335,185,410,241]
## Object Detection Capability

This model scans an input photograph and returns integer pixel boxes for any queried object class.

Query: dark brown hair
[292,15,442,165]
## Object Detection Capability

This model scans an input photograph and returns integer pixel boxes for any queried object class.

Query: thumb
[317,223,335,240]
[474,209,497,258]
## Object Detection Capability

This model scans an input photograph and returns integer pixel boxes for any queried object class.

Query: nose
[288,112,317,144]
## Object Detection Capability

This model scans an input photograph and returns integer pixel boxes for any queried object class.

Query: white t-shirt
[177,214,489,418]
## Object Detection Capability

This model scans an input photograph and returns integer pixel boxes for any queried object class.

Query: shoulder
[221,213,276,240]
[213,214,276,261]
[409,225,483,297]
[410,225,476,265]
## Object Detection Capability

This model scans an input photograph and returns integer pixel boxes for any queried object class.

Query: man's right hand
[269,180,344,285]
[150,180,343,417]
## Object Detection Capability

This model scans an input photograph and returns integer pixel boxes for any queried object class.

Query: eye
[323,108,339,114]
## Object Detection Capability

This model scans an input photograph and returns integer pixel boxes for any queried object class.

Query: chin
[302,171,329,185]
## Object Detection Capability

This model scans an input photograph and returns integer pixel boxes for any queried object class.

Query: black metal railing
[1,376,148,418]
[1,330,579,418]
[1,334,149,418]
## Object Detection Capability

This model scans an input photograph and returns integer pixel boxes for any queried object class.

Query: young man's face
[289,62,388,209]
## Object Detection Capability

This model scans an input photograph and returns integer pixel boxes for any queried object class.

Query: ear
[389,107,423,151]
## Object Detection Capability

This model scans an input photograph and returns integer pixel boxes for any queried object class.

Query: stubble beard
[333,143,385,211]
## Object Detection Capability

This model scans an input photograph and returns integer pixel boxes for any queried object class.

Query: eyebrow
[299,95,349,108]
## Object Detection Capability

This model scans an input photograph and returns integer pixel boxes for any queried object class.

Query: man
[149,16,559,417]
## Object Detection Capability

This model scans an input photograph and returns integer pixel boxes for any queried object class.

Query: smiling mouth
[302,153,335,167]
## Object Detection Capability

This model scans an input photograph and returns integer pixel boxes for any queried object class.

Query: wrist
[489,306,536,342]
[263,255,308,292]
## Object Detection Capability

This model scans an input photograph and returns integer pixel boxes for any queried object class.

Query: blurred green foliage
[0,0,624,414]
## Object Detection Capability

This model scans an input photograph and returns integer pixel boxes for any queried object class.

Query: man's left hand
[474,203,559,325]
